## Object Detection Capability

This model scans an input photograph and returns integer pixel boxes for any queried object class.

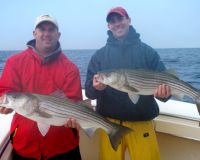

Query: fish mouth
[96,74,104,83]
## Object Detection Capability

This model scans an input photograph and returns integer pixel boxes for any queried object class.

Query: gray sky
[0,0,199,50]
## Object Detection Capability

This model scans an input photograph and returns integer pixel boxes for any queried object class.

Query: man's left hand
[64,118,80,131]
[154,84,171,98]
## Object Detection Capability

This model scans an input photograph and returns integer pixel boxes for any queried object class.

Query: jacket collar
[27,39,62,64]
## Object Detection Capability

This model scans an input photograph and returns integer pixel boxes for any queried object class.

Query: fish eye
[12,94,18,99]
[105,72,110,76]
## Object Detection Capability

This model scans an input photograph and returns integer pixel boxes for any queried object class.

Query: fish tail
[195,95,200,115]
[196,102,200,115]
[108,123,132,151]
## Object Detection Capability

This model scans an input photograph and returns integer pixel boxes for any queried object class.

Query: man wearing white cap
[0,15,82,160]
[85,7,171,160]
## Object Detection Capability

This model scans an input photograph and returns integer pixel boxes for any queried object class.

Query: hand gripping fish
[0,93,132,151]
[96,69,200,114]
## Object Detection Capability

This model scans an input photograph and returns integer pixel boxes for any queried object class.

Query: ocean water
[0,48,200,103]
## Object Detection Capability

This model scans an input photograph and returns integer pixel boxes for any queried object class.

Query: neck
[115,34,128,41]
[114,30,129,41]
[35,47,54,57]
[34,43,58,57]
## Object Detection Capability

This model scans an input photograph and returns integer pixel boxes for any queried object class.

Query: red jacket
[0,42,82,159]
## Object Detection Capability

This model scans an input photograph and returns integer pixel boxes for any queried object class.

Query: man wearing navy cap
[85,7,171,160]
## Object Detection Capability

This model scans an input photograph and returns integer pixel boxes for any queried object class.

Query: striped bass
[0,93,132,151]
[96,69,200,114]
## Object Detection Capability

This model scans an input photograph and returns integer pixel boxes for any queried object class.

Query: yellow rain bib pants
[99,119,160,160]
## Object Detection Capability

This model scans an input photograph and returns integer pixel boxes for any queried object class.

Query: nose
[42,30,51,36]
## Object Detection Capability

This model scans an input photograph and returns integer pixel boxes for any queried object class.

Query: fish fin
[50,90,68,99]
[108,123,132,151]
[173,94,184,101]
[124,85,138,92]
[195,98,200,115]
[82,127,97,138]
[36,110,52,118]
[124,84,139,103]
[196,103,200,116]
[37,122,50,136]
[78,99,94,110]
[164,69,180,79]
[128,93,140,104]
[165,69,177,76]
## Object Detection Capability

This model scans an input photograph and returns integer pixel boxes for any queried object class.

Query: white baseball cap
[34,15,58,29]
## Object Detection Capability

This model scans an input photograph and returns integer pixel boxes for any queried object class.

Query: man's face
[108,14,131,39]
[33,22,60,54]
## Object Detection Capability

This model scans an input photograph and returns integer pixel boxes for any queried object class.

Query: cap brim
[35,20,58,29]
[106,12,124,22]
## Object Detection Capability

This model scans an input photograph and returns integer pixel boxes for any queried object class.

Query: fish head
[96,70,122,85]
[1,93,38,115]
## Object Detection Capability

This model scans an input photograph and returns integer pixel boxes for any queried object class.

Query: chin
[116,34,126,39]
[114,31,126,37]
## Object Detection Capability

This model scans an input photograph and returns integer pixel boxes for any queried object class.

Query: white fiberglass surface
[0,113,13,146]
[156,99,200,121]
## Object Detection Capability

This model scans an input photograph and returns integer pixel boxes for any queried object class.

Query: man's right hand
[0,107,13,114]
[93,74,107,91]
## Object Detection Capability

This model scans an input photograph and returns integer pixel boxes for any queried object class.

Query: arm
[63,65,82,102]
[0,59,22,95]
[0,59,22,114]
[62,64,82,130]
[93,74,107,91]
[146,47,171,101]
[85,53,105,99]
[0,107,13,114]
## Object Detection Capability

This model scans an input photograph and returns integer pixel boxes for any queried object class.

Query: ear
[58,32,61,39]
[33,30,36,38]
[108,23,111,30]
[128,17,131,24]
